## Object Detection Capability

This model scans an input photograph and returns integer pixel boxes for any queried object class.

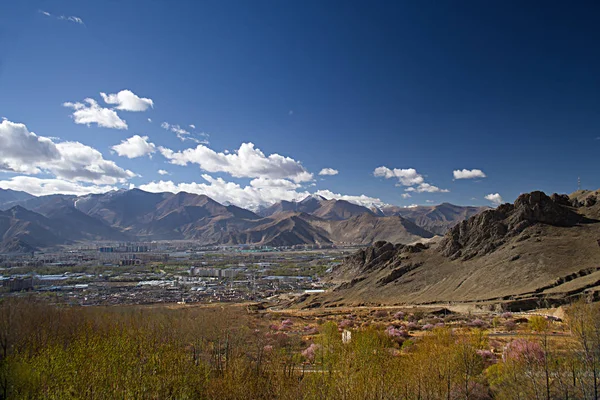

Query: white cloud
[148,118,152,123]
[100,90,154,112]
[404,183,450,193]
[453,169,487,180]
[0,120,60,174]
[319,168,339,176]
[39,10,84,25]
[0,176,116,196]
[249,177,301,190]
[374,167,424,186]
[63,99,127,129]
[161,121,208,144]
[189,124,196,129]
[111,135,156,158]
[404,204,419,208]
[485,193,503,205]
[157,169,170,176]
[51,141,137,184]
[159,142,313,183]
[0,119,136,185]
[401,193,411,199]
[374,166,448,194]
[58,15,84,24]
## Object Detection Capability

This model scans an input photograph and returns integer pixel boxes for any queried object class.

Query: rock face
[332,240,428,283]
[439,191,586,260]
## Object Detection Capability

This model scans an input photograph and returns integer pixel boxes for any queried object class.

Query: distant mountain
[74,189,171,228]
[259,195,375,220]
[377,203,488,235]
[0,200,130,253]
[0,206,69,253]
[0,188,35,209]
[323,213,434,245]
[1,189,499,252]
[298,190,600,311]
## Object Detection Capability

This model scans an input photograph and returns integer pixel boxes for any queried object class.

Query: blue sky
[0,1,599,210]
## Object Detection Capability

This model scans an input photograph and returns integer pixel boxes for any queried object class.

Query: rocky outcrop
[333,240,429,279]
[440,191,587,260]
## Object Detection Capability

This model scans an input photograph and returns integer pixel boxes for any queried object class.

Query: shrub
[469,318,487,328]
[393,311,405,320]
[504,319,517,331]
[406,322,419,330]
[503,339,545,364]
[338,319,354,329]
[301,343,321,362]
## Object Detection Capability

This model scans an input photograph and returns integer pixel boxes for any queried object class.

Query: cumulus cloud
[0,176,116,196]
[39,10,84,25]
[111,135,156,158]
[100,90,154,112]
[401,193,411,199]
[404,183,449,193]
[0,120,61,174]
[157,169,170,176]
[319,168,339,176]
[374,167,424,186]
[0,119,136,185]
[453,169,487,180]
[159,142,313,183]
[485,193,503,205]
[374,166,448,193]
[51,141,137,184]
[63,99,128,129]
[249,177,301,190]
[161,122,209,144]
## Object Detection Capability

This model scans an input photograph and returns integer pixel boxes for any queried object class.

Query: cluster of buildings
[0,244,343,306]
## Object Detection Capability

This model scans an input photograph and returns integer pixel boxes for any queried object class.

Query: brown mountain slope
[321,213,435,245]
[298,190,600,310]
[258,195,374,220]
[380,203,488,235]
[4,189,435,248]
[311,199,375,220]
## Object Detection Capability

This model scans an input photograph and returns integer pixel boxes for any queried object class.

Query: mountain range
[297,189,600,310]
[0,188,485,252]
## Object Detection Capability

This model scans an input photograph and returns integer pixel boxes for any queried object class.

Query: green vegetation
[2,299,600,399]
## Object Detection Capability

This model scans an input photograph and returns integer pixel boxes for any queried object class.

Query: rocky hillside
[298,190,600,310]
